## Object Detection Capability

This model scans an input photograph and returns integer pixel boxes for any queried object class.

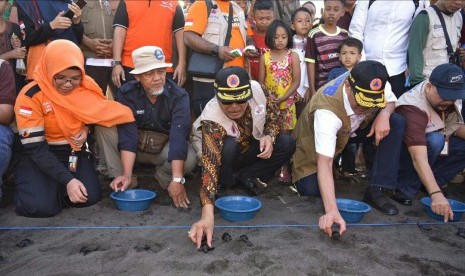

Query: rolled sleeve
[117,122,138,153]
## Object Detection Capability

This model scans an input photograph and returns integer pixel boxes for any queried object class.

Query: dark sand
[0,168,464,275]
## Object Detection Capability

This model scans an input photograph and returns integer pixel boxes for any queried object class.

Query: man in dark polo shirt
[395,63,465,222]
[96,46,196,208]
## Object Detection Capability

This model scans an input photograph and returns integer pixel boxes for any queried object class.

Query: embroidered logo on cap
[370,78,382,91]
[154,49,164,60]
[227,74,240,88]
[450,75,463,83]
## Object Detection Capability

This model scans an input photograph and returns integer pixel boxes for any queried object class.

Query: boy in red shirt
[248,0,273,80]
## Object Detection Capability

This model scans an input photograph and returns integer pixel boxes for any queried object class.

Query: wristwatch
[111,60,121,67]
[172,177,186,184]
[211,45,219,57]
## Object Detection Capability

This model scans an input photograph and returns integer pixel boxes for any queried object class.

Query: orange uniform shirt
[184,0,253,68]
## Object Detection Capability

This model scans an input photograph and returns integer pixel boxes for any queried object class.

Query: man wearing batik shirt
[188,66,296,249]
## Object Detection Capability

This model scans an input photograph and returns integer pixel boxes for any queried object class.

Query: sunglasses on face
[220,100,248,105]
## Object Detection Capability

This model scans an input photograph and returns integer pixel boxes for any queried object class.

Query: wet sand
[0,169,464,275]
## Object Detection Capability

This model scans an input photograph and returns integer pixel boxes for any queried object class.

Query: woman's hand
[67,178,88,203]
[188,205,214,249]
[70,127,88,148]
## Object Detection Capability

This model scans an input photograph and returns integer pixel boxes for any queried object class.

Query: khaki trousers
[94,126,197,188]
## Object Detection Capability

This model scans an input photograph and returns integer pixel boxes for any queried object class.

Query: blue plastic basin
[336,198,371,223]
[420,197,465,222]
[215,196,262,222]
[110,189,157,211]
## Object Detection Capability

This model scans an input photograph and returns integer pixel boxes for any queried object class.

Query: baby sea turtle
[331,231,341,240]
[238,234,253,246]
[198,236,215,253]
[222,232,232,242]
[16,238,33,248]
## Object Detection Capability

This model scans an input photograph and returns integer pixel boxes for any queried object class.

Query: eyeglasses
[54,76,82,85]
[220,100,248,105]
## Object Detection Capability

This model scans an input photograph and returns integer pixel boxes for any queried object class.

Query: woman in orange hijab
[14,39,134,217]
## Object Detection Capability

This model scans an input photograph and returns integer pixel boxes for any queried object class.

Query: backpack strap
[205,0,213,17]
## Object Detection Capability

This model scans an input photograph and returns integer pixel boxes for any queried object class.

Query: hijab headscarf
[16,0,79,44]
[32,39,134,151]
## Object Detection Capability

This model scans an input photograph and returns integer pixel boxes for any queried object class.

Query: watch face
[173,177,185,184]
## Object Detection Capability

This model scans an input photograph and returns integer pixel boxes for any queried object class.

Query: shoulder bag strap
[224,3,233,46]
[431,5,454,55]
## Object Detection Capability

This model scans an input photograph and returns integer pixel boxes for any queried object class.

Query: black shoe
[215,183,226,199]
[238,178,260,196]
[389,190,412,206]
[364,187,399,215]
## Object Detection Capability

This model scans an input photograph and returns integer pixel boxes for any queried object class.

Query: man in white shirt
[349,0,428,97]
[292,61,406,237]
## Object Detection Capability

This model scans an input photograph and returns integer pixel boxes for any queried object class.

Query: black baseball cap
[347,61,389,108]
[214,66,252,103]
[429,63,465,100]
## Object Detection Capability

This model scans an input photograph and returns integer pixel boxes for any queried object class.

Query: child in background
[327,37,362,81]
[259,19,300,183]
[301,1,317,25]
[327,37,363,179]
[305,0,347,99]
[248,0,274,80]
[291,7,313,118]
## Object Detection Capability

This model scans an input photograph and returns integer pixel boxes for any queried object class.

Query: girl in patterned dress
[258,19,300,183]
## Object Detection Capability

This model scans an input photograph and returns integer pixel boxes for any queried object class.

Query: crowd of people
[1,0,465,249]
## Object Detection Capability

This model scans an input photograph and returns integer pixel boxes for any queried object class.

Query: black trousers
[218,134,296,188]
[192,80,215,118]
[14,151,101,217]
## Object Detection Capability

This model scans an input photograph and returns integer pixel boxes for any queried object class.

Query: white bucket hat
[130,46,172,75]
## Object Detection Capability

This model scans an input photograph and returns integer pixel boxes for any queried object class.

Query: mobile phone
[64,0,87,19]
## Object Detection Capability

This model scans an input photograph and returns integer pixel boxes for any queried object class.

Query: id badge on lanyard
[440,136,449,156]
[440,111,449,156]
[69,151,78,172]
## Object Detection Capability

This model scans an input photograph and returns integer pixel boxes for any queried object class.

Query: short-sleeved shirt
[184,0,253,68]
[249,32,268,81]
[396,105,456,147]
[314,85,366,157]
[0,61,16,107]
[113,0,185,71]
[305,25,348,90]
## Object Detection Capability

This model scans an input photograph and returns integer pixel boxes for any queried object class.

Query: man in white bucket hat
[96,46,197,209]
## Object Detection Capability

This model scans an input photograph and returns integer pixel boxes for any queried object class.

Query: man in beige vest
[293,61,406,237]
[395,63,465,222]
[408,0,463,87]
[188,66,296,249]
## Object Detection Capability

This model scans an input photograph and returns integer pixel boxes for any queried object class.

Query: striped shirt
[305,25,348,89]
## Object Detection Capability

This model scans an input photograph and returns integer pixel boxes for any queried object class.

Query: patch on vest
[254,104,265,115]
[323,72,349,96]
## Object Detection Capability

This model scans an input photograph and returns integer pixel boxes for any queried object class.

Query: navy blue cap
[429,64,465,100]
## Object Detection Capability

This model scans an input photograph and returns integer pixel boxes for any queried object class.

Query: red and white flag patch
[185,19,194,27]
[19,106,32,116]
